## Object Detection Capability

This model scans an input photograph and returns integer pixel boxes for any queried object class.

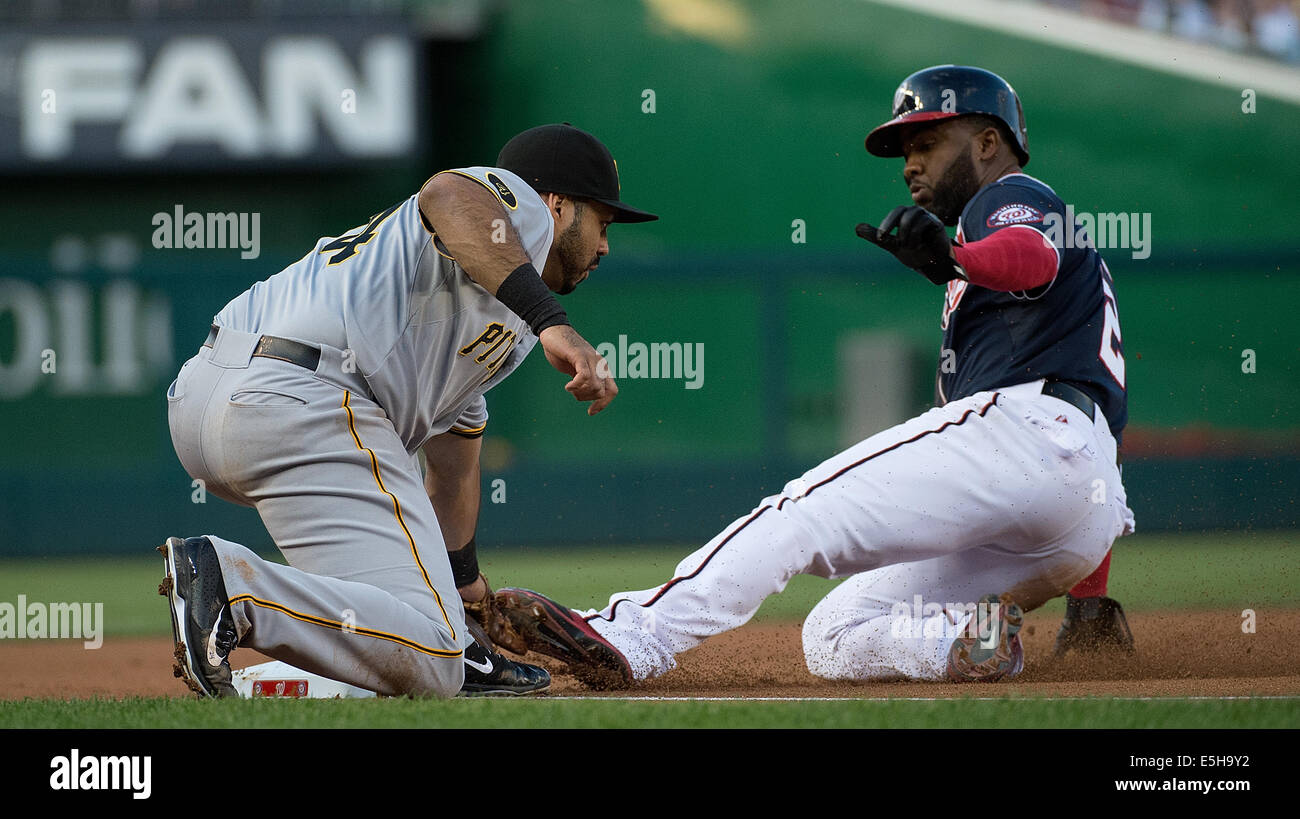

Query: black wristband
[448,537,480,588]
[495,263,570,336]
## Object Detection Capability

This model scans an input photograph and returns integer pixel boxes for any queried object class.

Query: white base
[231,660,378,699]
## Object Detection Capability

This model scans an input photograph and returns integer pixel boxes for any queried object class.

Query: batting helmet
[865,65,1029,166]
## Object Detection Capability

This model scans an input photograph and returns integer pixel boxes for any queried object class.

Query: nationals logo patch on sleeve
[986,204,1044,227]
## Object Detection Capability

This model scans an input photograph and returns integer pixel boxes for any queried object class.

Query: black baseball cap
[497,124,659,223]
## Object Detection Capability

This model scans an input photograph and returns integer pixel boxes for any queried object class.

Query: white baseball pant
[580,379,1134,681]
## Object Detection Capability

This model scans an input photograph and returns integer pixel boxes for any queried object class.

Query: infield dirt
[2,608,1295,700]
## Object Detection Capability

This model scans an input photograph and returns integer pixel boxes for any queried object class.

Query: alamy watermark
[1043,205,1151,260]
[151,205,261,259]
[595,335,704,389]
[50,749,151,799]
[0,595,103,649]
[889,594,1004,647]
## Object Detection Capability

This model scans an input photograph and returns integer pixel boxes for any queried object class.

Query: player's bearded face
[927,145,982,226]
[902,121,985,227]
[552,213,598,294]
[546,199,610,295]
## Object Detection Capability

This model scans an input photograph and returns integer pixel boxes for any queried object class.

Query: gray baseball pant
[166,327,466,697]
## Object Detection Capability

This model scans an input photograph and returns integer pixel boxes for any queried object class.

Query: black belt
[1041,379,1097,421]
[203,324,321,372]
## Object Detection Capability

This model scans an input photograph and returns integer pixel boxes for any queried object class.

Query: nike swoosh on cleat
[206,608,227,668]
[464,656,493,674]
[979,602,1000,650]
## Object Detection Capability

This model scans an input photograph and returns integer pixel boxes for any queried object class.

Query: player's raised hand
[538,324,618,415]
[856,205,968,285]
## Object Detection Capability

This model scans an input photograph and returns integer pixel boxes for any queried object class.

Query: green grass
[0,531,1294,637]
[1,532,1295,729]
[1101,532,1299,611]
[1,695,1295,730]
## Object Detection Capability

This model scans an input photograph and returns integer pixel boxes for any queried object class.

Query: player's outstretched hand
[856,205,969,286]
[539,324,618,415]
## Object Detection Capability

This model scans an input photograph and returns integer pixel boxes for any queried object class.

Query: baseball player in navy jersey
[494,66,1135,687]
[159,124,657,698]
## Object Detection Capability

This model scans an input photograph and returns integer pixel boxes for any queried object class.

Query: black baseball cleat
[495,588,634,690]
[1053,594,1135,657]
[158,536,239,698]
[458,638,550,696]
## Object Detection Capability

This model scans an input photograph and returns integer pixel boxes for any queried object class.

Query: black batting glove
[856,206,968,286]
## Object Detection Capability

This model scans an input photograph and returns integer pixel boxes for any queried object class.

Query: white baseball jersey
[215,166,553,451]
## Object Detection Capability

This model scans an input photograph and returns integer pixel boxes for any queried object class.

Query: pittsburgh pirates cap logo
[485,172,518,209]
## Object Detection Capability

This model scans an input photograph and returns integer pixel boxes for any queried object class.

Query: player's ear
[974,126,1002,161]
[541,192,569,223]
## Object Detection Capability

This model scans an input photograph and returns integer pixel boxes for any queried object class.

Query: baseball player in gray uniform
[160,124,657,698]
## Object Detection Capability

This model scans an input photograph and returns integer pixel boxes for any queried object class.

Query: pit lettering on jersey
[459,322,519,378]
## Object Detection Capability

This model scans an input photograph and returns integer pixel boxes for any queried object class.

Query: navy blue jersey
[937,173,1128,440]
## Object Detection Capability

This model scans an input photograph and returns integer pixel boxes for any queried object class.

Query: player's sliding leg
[799,529,1106,681]
[572,382,1128,682]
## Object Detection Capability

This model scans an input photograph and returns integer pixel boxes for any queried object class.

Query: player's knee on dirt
[366,648,465,698]
[802,593,938,681]
[801,602,870,680]
[801,616,840,679]
[402,662,465,699]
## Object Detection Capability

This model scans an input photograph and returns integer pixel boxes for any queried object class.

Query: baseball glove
[462,574,531,655]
